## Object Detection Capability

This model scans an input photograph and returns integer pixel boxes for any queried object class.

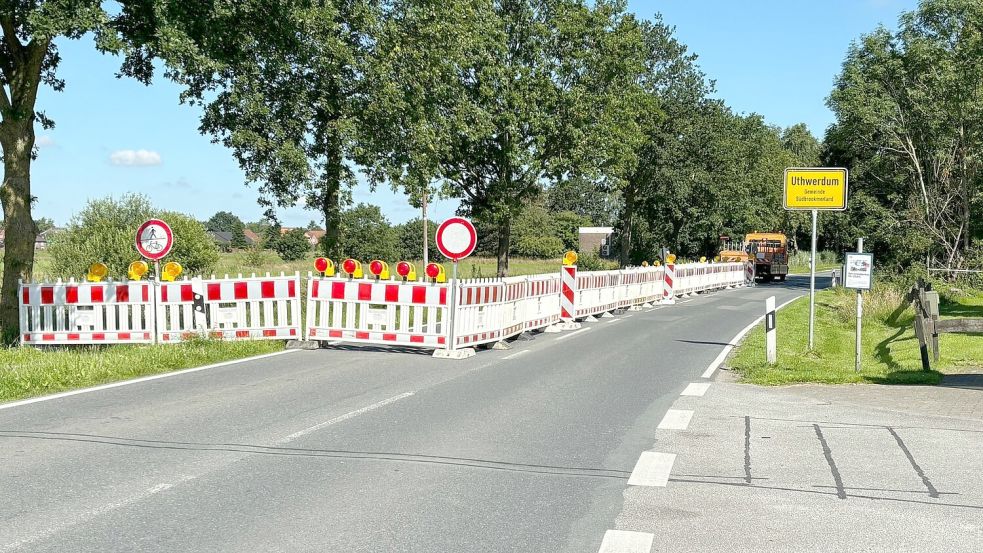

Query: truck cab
[745,232,789,281]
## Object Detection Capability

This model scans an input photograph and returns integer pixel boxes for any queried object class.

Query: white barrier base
[628,305,643,311]
[286,340,320,350]
[661,296,676,305]
[433,348,476,360]
[491,340,512,350]
[557,321,582,331]
[641,302,654,308]
[600,312,615,318]
[584,315,599,323]
[543,325,563,333]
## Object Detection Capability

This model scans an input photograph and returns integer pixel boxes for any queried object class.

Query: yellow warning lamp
[86,262,108,282]
[666,253,677,264]
[161,261,183,282]
[425,262,446,283]
[368,260,391,280]
[714,256,721,262]
[641,261,649,267]
[562,250,578,266]
[396,261,418,282]
[341,258,363,279]
[314,257,335,277]
[128,260,149,281]
[699,256,707,263]
[653,260,662,266]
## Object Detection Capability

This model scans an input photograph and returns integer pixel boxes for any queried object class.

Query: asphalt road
[0,276,821,552]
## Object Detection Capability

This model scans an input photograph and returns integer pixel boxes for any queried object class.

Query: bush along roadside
[0,338,285,404]
[728,283,983,385]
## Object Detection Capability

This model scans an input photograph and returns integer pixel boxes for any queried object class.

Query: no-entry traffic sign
[135,219,173,261]
[435,217,477,262]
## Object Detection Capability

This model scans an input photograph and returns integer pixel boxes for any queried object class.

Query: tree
[546,177,619,227]
[270,228,311,262]
[46,194,219,279]
[339,203,399,262]
[306,220,322,231]
[825,0,983,270]
[206,211,244,233]
[178,1,378,261]
[364,0,645,276]
[394,218,438,262]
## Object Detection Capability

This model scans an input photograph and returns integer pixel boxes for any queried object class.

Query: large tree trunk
[320,138,343,260]
[0,120,37,340]
[496,217,511,277]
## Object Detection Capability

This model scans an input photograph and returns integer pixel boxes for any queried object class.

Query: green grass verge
[0,338,285,404]
[729,286,983,385]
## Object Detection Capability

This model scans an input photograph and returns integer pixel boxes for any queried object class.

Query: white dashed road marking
[657,409,694,430]
[680,382,711,397]
[557,327,591,340]
[503,349,529,360]
[278,392,414,444]
[627,452,676,487]
[608,318,624,324]
[598,530,654,553]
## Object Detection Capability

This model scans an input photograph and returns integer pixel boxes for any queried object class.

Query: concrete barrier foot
[432,348,476,360]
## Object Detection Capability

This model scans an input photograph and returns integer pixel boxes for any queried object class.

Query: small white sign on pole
[843,252,874,290]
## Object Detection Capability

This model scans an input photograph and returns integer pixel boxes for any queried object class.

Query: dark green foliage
[339,203,400,262]
[394,218,439,262]
[270,229,311,262]
[46,194,219,279]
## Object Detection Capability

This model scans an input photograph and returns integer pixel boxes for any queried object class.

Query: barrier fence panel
[454,278,523,348]
[157,272,301,342]
[19,279,155,345]
[306,276,448,348]
[522,274,561,331]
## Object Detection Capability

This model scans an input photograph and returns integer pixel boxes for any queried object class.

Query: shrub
[394,218,439,262]
[339,203,400,261]
[270,228,311,261]
[47,194,219,279]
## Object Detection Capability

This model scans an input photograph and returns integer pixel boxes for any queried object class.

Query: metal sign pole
[855,237,864,372]
[808,209,818,350]
[448,260,458,351]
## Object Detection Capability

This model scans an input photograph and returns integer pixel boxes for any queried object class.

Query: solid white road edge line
[700,295,806,379]
[278,392,415,444]
[503,349,530,360]
[556,327,591,340]
[657,409,694,431]
[597,529,655,553]
[627,451,676,487]
[680,383,711,397]
[0,349,300,412]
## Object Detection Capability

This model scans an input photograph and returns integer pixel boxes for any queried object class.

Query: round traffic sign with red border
[135,219,173,261]
[435,217,477,261]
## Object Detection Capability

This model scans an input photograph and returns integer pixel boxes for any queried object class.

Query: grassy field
[0,338,284,403]
[729,285,983,385]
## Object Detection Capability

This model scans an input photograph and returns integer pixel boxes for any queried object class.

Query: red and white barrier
[560,265,576,322]
[156,273,301,342]
[19,279,156,345]
[306,276,449,347]
[662,264,676,304]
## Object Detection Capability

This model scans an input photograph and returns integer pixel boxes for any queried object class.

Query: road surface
[0,276,820,552]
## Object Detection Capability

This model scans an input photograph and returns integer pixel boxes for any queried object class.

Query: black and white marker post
[765,295,777,365]
[855,238,864,373]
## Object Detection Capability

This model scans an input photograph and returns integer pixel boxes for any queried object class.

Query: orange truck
[719,232,790,282]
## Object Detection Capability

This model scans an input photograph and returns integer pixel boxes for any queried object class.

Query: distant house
[579,227,614,257]
[208,230,257,250]
[35,228,65,250]
[243,229,262,246]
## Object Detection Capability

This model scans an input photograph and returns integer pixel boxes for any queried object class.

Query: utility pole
[422,186,429,269]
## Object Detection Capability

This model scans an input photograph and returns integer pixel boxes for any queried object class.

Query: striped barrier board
[560,266,576,321]
[157,273,301,342]
[306,276,449,347]
[19,280,155,345]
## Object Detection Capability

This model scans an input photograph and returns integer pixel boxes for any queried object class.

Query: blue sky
[31,0,917,228]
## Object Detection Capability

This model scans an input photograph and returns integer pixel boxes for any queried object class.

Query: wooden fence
[910,279,983,370]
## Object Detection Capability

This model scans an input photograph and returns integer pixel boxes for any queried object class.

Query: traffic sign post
[135,218,174,281]
[784,168,848,350]
[434,217,477,358]
[844,239,873,373]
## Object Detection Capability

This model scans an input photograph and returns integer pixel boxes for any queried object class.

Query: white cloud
[36,135,55,148]
[109,149,162,167]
